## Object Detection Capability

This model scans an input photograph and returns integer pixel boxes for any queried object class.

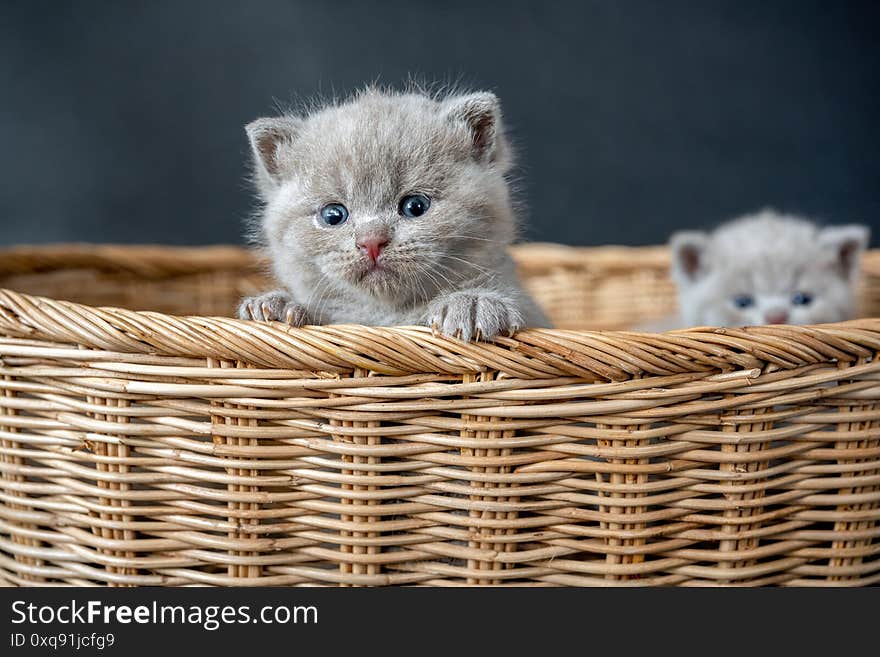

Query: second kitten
[669,209,869,327]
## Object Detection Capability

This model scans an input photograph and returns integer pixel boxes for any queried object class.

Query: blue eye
[399,194,431,218]
[320,203,348,226]
[733,294,754,309]
[792,292,813,306]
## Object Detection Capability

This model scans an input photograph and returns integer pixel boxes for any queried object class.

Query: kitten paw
[238,291,310,326]
[426,291,523,341]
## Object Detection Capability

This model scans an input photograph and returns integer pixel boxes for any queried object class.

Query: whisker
[434,255,496,283]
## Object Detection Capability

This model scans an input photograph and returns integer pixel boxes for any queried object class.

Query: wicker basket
[1,243,879,587]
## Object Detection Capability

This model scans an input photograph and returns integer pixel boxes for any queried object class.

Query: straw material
[0,243,878,586]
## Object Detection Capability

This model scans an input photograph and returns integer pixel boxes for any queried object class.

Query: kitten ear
[443,92,509,167]
[670,231,710,283]
[818,224,870,280]
[245,116,301,191]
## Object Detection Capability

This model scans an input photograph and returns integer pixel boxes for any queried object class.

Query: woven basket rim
[2,242,879,379]
[1,285,878,380]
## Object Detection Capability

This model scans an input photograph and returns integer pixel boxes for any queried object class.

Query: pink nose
[356,236,389,263]
[765,311,789,325]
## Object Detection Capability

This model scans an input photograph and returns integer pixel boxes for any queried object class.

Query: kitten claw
[238,291,310,327]
[425,291,523,342]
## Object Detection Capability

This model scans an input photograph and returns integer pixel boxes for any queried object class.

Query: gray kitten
[669,209,870,327]
[238,87,548,340]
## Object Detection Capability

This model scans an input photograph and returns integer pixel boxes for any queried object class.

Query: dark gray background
[1,0,877,247]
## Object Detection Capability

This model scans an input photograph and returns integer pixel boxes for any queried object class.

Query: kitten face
[671,210,869,327]
[249,89,516,308]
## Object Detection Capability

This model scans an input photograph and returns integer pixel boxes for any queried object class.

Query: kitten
[669,209,870,327]
[237,87,549,340]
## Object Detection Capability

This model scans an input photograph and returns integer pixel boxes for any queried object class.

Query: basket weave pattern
[0,244,878,586]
